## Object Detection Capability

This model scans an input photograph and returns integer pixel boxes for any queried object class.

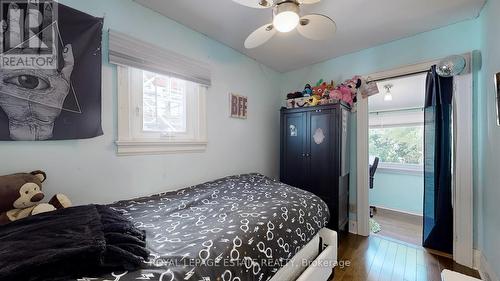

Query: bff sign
[0,0,58,70]
[230,93,248,119]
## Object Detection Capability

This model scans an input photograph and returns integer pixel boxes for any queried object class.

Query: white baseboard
[474,249,499,281]
[349,220,357,235]
[371,205,423,218]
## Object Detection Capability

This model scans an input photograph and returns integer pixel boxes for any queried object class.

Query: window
[370,126,423,166]
[369,110,424,173]
[116,66,207,156]
[109,30,210,156]
[142,71,187,133]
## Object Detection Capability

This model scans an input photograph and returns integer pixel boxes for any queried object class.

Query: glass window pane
[142,71,187,133]
[369,126,424,165]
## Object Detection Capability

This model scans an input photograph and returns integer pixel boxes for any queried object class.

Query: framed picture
[229,93,248,119]
[496,73,500,126]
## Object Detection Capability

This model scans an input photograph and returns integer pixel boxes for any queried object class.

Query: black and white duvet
[78,174,330,281]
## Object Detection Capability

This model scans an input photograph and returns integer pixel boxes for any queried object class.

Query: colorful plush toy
[338,85,354,106]
[302,84,313,97]
[0,171,72,225]
[287,92,303,100]
[312,80,329,98]
[346,77,362,94]
[307,95,321,106]
[329,88,342,100]
[346,76,363,105]
[326,80,336,94]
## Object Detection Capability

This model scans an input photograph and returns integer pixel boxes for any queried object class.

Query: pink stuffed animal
[339,86,354,106]
[329,89,343,100]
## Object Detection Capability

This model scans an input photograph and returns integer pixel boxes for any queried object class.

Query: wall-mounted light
[383,84,393,101]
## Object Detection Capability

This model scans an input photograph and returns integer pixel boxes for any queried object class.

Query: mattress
[78,174,330,281]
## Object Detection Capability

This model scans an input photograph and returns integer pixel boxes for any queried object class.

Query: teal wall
[0,0,283,205]
[369,171,423,215]
[478,0,500,278]
[1,0,497,273]
[281,17,482,228]
[53,1,499,275]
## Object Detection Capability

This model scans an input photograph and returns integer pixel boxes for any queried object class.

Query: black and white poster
[0,0,103,140]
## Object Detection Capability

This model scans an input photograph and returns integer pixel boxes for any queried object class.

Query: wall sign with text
[229,93,248,119]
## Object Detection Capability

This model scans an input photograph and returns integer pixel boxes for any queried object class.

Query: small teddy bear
[0,170,72,225]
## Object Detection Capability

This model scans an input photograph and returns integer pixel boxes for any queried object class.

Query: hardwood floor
[331,233,480,281]
[372,208,423,246]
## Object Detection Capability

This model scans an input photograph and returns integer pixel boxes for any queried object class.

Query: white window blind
[108,30,211,86]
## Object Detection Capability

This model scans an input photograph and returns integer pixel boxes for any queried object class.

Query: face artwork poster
[0,0,103,141]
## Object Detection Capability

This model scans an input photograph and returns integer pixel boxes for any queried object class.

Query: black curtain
[422,66,453,253]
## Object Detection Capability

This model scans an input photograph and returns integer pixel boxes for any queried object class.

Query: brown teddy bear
[0,170,72,225]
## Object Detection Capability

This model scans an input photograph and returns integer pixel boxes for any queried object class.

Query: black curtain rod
[368,69,430,84]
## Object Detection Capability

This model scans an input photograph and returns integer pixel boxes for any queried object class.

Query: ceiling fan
[233,0,337,49]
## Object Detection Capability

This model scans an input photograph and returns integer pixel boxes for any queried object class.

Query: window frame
[377,162,423,175]
[116,66,207,156]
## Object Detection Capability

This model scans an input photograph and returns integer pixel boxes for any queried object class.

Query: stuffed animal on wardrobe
[0,170,72,225]
[302,84,313,97]
[312,80,330,99]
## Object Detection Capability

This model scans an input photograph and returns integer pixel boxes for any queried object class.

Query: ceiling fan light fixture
[273,2,300,33]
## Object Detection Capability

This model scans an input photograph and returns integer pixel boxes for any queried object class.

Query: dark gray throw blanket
[0,205,149,281]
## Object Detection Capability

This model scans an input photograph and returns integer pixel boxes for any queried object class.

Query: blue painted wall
[477,0,500,277]
[1,0,496,272]
[370,171,423,215]
[52,1,499,275]
[0,0,283,205]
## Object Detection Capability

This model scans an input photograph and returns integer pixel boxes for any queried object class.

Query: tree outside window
[369,126,423,165]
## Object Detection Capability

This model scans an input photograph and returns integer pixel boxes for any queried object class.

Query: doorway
[356,54,474,266]
[367,74,426,246]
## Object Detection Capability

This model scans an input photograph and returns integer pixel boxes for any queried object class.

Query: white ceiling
[369,74,427,112]
[135,0,484,73]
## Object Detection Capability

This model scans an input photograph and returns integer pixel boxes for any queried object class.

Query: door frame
[356,53,474,267]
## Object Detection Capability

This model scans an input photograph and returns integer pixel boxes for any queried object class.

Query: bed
[76,174,337,281]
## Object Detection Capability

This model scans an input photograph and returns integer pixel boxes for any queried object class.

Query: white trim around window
[116,66,207,156]
[377,162,423,176]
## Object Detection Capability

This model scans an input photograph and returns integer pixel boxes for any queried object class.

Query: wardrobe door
[307,109,336,198]
[281,112,307,189]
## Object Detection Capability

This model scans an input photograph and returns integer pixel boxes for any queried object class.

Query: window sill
[377,163,423,176]
[116,139,207,156]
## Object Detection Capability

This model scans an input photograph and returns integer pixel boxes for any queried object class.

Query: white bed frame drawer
[441,270,481,281]
[271,228,338,281]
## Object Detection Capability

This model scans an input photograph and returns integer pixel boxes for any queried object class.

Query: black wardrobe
[280,103,351,232]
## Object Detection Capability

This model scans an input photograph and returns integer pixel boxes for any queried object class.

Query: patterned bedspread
[77,174,330,281]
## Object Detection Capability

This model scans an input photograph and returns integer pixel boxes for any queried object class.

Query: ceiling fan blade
[297,0,321,4]
[232,0,273,9]
[244,24,276,49]
[297,14,336,40]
